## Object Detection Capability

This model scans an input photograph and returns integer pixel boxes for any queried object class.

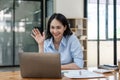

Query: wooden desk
[0,71,120,80]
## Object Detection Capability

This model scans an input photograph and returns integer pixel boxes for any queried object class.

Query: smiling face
[50,19,66,41]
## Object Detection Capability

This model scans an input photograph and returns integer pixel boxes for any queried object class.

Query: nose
[53,28,58,33]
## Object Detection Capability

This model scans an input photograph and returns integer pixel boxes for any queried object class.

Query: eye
[50,26,55,29]
[56,26,61,29]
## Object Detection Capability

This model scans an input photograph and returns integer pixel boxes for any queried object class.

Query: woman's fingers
[31,33,35,39]
[32,29,36,36]
[31,29,45,42]
[32,28,42,37]
[42,32,45,39]
[36,28,41,34]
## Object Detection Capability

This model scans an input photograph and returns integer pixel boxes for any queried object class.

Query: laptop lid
[19,52,61,78]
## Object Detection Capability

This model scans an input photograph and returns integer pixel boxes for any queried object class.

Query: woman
[31,13,84,69]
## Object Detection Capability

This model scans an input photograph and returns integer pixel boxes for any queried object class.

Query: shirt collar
[61,36,67,47]
[47,38,53,48]
[47,36,67,48]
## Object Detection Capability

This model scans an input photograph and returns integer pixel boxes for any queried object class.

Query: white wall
[54,0,84,18]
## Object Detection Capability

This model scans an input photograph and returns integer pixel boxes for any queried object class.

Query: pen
[79,71,82,75]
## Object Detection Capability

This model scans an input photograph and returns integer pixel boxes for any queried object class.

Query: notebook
[19,52,61,78]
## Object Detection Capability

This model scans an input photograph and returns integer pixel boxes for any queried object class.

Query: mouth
[53,33,60,37]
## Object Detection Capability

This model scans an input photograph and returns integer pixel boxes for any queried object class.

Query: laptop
[19,52,61,78]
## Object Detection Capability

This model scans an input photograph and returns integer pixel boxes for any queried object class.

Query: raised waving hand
[31,28,45,52]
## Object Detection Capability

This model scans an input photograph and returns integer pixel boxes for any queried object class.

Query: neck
[54,37,62,44]
[54,39,60,44]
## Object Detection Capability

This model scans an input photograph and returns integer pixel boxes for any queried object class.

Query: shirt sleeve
[70,35,84,68]
[43,40,47,52]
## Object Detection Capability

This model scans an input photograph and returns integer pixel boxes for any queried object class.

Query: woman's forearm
[38,44,44,53]
[61,63,81,70]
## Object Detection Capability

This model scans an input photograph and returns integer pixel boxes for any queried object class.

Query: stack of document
[93,69,114,73]
[99,65,118,70]
[62,70,105,78]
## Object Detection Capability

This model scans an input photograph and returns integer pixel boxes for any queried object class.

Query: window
[87,0,119,66]
[88,0,120,40]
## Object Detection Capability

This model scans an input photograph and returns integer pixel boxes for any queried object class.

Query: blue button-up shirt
[44,34,84,68]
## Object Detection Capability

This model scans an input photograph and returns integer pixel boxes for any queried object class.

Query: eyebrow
[50,25,61,27]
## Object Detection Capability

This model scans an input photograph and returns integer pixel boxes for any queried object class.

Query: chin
[54,36,61,39]
[53,35,62,39]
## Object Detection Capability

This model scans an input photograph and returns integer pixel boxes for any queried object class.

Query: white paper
[62,70,105,78]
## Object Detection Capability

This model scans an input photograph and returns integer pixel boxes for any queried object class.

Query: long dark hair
[46,13,73,39]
